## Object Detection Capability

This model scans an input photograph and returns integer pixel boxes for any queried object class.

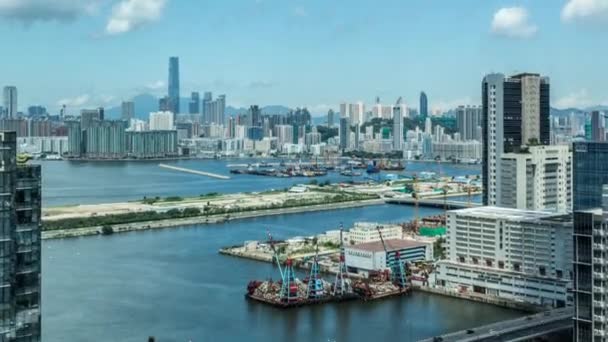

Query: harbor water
[43,203,523,342]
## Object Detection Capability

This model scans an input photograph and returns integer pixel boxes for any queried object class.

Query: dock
[158,163,230,180]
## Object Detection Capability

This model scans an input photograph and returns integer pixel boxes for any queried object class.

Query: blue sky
[1,0,607,115]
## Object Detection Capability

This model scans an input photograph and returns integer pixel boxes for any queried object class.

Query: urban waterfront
[38,159,480,206]
[43,204,523,342]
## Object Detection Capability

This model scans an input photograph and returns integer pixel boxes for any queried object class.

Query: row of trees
[44,192,379,231]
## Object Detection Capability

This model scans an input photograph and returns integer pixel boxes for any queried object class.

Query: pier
[158,163,230,180]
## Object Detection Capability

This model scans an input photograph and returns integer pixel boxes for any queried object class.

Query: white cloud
[145,80,165,90]
[562,0,608,23]
[106,0,166,35]
[293,6,307,17]
[56,93,116,108]
[0,0,98,23]
[431,97,475,114]
[57,94,91,107]
[554,89,595,108]
[491,7,538,39]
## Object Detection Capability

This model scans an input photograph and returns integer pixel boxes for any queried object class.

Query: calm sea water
[42,204,523,342]
[38,159,480,206]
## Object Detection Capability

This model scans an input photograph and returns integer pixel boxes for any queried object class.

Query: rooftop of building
[347,239,426,253]
[351,222,400,231]
[449,206,570,222]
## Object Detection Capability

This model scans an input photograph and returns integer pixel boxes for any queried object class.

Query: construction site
[244,227,413,308]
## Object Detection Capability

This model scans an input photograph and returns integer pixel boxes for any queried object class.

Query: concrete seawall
[42,198,385,240]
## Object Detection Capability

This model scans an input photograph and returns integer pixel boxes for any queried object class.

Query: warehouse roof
[348,239,426,253]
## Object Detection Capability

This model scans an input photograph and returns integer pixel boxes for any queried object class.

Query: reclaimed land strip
[42,199,384,240]
[412,285,542,313]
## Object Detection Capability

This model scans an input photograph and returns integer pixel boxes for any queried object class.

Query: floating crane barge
[245,228,411,308]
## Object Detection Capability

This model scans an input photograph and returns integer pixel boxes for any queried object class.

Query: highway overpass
[419,307,573,342]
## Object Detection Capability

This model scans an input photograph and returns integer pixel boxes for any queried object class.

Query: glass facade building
[573,142,608,211]
[168,57,180,115]
[0,131,42,341]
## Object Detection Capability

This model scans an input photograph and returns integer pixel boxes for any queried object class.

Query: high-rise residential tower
[481,73,551,207]
[392,105,403,151]
[419,91,428,120]
[455,105,482,141]
[0,131,42,340]
[339,117,350,151]
[202,92,212,124]
[327,109,335,127]
[3,86,17,118]
[590,111,605,142]
[168,57,180,115]
[121,101,135,121]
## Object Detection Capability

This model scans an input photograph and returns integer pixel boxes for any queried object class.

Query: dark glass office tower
[168,57,180,115]
[573,142,608,211]
[0,131,42,341]
[419,91,428,121]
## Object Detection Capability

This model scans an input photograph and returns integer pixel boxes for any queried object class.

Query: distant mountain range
[103,94,606,121]
[103,94,291,120]
[551,106,608,117]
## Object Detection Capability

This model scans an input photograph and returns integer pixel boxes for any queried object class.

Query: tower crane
[306,241,324,300]
[333,224,349,296]
[266,230,284,281]
[376,226,407,288]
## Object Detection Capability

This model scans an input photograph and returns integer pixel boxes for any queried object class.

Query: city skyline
[0,0,607,114]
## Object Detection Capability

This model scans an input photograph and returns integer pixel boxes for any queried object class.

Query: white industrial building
[345,239,431,277]
[498,145,572,213]
[346,222,402,245]
[435,206,573,308]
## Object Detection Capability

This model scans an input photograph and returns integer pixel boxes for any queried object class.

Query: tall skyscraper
[0,131,42,340]
[216,95,226,125]
[339,117,350,151]
[590,111,605,142]
[392,105,403,151]
[572,149,608,341]
[202,92,212,124]
[327,109,335,127]
[419,91,428,120]
[248,105,261,128]
[168,57,180,115]
[481,73,550,206]
[121,101,135,121]
[3,86,18,118]
[455,105,481,141]
[189,92,200,114]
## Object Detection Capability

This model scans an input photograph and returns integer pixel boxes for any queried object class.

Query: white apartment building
[432,140,482,161]
[436,206,573,308]
[274,125,293,145]
[347,222,402,245]
[499,145,572,213]
[149,111,174,130]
